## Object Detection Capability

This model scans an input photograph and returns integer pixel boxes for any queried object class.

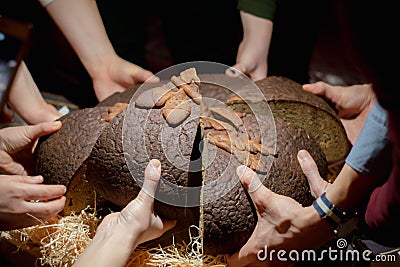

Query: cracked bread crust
[202,115,327,255]
[34,107,110,187]
[86,102,200,220]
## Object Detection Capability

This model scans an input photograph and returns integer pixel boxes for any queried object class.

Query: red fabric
[365,112,400,246]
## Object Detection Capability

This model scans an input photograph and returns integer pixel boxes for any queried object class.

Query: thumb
[131,67,160,84]
[136,159,161,206]
[225,64,247,78]
[22,121,62,142]
[303,82,340,105]
[297,150,329,198]
[302,81,329,95]
[236,165,274,210]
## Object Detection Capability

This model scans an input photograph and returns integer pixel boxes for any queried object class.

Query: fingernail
[298,150,308,161]
[51,121,62,129]
[230,68,236,74]
[32,175,43,182]
[236,165,247,178]
[149,76,160,83]
[149,159,161,176]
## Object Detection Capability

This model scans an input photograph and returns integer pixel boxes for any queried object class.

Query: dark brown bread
[34,107,112,215]
[86,100,200,219]
[34,74,335,257]
[201,114,327,255]
[228,76,351,165]
[34,107,110,186]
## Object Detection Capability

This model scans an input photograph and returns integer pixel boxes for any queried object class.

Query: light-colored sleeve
[39,0,56,7]
[345,101,392,179]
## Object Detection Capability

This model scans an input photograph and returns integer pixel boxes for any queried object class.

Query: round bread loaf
[34,72,342,257]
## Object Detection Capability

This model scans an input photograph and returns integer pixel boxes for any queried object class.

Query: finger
[226,249,252,267]
[249,69,267,82]
[303,82,340,105]
[148,217,177,239]
[225,64,246,78]
[23,121,62,141]
[24,196,66,218]
[236,165,274,209]
[297,150,328,198]
[161,218,177,233]
[12,175,44,184]
[136,159,161,204]
[302,81,328,95]
[22,184,67,201]
[132,68,160,83]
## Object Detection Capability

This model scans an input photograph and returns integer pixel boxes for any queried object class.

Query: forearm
[327,101,391,212]
[8,61,61,124]
[325,164,379,213]
[240,11,273,60]
[73,229,139,267]
[44,0,116,78]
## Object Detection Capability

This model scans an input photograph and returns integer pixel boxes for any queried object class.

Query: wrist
[85,52,118,79]
[302,206,335,242]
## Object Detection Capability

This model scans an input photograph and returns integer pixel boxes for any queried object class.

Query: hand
[7,61,62,124]
[90,55,160,101]
[226,40,268,81]
[73,159,176,267]
[0,175,66,230]
[226,11,273,81]
[95,159,176,244]
[302,82,376,144]
[0,121,62,175]
[226,163,333,267]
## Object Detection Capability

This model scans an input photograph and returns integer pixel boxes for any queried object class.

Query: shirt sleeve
[237,0,277,21]
[39,0,56,7]
[345,101,392,179]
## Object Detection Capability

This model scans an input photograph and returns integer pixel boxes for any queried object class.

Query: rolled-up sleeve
[237,0,277,21]
[345,101,392,179]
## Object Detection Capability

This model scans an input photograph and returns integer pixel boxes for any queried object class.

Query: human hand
[0,174,66,230]
[95,159,176,245]
[302,82,376,144]
[0,121,62,175]
[73,159,176,267]
[226,40,268,81]
[226,163,333,267]
[225,11,272,81]
[90,55,160,101]
[7,61,62,124]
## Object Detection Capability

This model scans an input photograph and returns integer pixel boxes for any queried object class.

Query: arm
[226,0,276,81]
[41,0,159,101]
[72,159,176,267]
[8,61,61,124]
[226,11,273,81]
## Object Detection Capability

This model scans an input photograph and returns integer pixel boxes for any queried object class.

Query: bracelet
[312,192,347,228]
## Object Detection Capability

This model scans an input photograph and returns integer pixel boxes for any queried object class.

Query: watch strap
[312,192,347,227]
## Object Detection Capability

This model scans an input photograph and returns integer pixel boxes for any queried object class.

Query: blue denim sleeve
[345,102,392,178]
